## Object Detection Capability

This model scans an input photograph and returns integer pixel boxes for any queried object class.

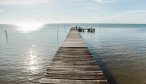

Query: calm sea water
[0,24,146,84]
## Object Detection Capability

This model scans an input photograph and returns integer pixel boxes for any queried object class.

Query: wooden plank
[45,75,104,80]
[40,28,107,84]
[40,78,107,84]
[46,70,103,74]
[46,71,103,75]
[46,66,100,70]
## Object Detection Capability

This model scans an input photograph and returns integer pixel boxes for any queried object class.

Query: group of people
[75,26,81,29]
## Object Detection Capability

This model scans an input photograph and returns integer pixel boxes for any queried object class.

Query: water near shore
[0,24,146,84]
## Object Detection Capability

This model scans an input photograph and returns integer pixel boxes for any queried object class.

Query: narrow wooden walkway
[40,28,107,84]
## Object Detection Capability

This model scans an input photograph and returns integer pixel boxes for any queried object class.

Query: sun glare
[17,23,43,33]
[26,44,39,74]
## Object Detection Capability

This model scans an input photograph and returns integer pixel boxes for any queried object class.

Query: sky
[0,0,146,24]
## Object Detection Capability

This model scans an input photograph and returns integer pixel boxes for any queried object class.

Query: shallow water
[0,24,70,84]
[0,24,146,84]
[81,24,146,84]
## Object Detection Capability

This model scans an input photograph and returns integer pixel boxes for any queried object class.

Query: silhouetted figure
[75,26,77,29]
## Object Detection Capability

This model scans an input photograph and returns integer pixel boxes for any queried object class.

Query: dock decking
[40,28,107,84]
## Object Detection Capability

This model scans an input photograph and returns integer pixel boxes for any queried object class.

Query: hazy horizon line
[0,23,146,25]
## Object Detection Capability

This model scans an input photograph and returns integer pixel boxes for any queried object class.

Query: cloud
[94,0,118,3]
[107,10,146,23]
[0,0,51,5]
[69,10,146,23]
[0,8,7,12]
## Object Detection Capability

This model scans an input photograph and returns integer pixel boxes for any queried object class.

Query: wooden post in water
[5,30,8,43]
[99,24,102,33]
[40,27,107,84]
[57,26,59,47]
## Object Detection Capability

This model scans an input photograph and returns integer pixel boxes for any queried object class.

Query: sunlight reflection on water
[26,44,39,74]
[16,23,43,33]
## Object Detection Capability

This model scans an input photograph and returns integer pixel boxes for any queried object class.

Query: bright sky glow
[0,0,146,24]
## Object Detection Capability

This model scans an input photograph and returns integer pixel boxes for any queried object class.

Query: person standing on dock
[75,26,77,29]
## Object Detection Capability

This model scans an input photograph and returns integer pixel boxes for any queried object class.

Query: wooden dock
[40,28,107,84]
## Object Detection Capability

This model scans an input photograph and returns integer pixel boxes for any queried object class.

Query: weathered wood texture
[40,28,107,84]
[61,28,86,47]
